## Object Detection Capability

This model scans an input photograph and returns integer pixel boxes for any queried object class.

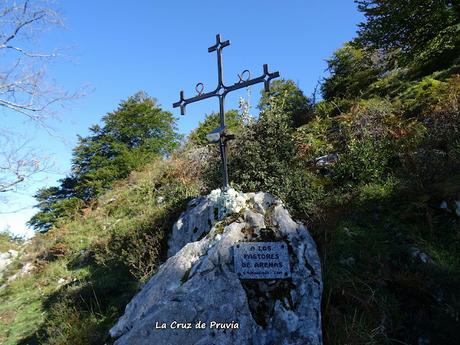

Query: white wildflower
[208,188,247,219]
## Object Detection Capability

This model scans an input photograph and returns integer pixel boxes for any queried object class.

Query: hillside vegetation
[1,1,459,344]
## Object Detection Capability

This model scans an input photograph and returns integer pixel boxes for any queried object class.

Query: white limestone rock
[7,262,34,282]
[167,188,247,257]
[0,249,19,274]
[111,191,323,345]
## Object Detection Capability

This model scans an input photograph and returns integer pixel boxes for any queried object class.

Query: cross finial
[208,34,230,52]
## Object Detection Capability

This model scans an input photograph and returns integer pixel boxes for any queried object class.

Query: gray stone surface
[167,196,215,258]
[110,191,323,345]
[0,249,18,274]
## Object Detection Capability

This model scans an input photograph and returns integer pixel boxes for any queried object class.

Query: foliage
[72,92,179,200]
[401,76,460,187]
[331,100,401,186]
[223,81,325,220]
[259,79,313,127]
[355,0,460,71]
[294,115,335,161]
[0,229,22,252]
[28,181,82,232]
[28,92,180,232]
[322,43,382,101]
[419,75,460,150]
[187,110,243,146]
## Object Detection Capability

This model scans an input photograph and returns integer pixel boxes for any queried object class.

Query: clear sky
[0,0,363,238]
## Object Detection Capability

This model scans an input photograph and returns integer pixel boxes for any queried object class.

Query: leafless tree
[0,131,53,194]
[0,0,77,198]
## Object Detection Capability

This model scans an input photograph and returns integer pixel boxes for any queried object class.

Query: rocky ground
[110,190,323,345]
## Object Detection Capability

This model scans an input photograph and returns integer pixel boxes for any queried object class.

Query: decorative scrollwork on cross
[238,70,251,83]
[195,83,204,95]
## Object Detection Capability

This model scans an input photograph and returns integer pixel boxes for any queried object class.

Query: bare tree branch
[0,0,79,200]
[0,44,57,57]
[0,0,73,121]
[0,132,54,194]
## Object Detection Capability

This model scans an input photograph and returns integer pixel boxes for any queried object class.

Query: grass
[0,232,22,253]
[0,154,203,345]
[0,277,44,345]
[319,176,460,345]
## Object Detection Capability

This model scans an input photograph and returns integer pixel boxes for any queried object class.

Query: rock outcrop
[0,249,18,276]
[110,190,323,345]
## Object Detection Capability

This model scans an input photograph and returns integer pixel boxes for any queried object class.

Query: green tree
[355,0,460,71]
[259,79,312,127]
[29,92,180,231]
[321,43,382,101]
[28,189,84,232]
[71,92,179,200]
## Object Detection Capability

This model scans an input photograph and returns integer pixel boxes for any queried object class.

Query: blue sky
[0,0,363,237]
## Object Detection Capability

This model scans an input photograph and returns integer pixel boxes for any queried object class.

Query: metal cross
[173,34,280,190]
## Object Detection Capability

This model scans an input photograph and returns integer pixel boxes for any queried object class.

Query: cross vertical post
[218,94,229,188]
[173,34,280,190]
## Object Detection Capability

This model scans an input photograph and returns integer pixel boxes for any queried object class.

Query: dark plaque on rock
[234,242,291,279]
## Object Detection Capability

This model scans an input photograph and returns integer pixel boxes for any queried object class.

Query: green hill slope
[1,74,459,343]
[2,1,460,344]
[0,155,203,344]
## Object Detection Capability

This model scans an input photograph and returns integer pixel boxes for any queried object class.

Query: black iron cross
[173,34,280,190]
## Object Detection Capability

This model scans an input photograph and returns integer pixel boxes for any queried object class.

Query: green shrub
[0,229,22,252]
[188,110,243,147]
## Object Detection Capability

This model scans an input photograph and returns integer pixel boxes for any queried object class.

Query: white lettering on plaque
[233,242,291,279]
